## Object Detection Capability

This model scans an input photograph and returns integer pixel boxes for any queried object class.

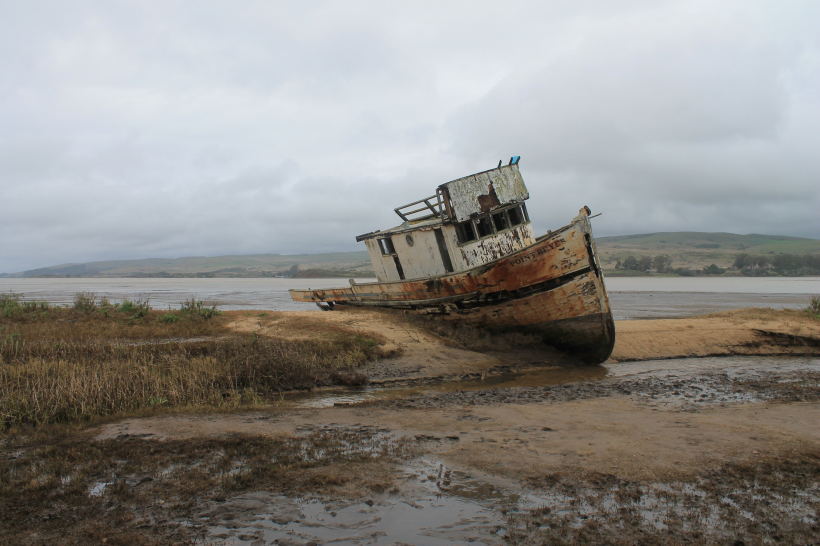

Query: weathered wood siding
[290,213,615,363]
[442,270,614,362]
[445,164,529,222]
[292,216,592,304]
[389,229,448,280]
[364,239,401,283]
[451,223,535,270]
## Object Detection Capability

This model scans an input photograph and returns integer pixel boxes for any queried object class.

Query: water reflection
[288,364,609,408]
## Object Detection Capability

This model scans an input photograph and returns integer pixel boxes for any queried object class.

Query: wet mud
[79,355,820,545]
[372,356,820,411]
[6,306,820,545]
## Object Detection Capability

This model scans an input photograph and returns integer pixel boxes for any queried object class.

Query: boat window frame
[491,210,509,232]
[454,203,531,247]
[378,237,396,256]
[475,215,494,238]
[455,220,477,245]
[506,203,529,228]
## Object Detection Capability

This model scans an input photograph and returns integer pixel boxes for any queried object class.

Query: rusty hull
[290,213,615,363]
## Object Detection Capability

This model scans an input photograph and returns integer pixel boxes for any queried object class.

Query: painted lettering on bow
[508,238,565,266]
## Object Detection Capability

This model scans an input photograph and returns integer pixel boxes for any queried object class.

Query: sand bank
[226,307,820,380]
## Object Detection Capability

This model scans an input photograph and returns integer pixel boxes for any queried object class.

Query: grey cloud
[1,1,818,273]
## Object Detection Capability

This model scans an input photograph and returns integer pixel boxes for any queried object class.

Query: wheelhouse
[356,156,536,283]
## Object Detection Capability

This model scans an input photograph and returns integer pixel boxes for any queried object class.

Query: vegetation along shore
[2,291,820,544]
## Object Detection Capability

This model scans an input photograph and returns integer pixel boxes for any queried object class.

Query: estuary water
[1,276,818,319]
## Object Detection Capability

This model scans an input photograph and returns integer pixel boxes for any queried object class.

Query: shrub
[117,298,151,315]
[73,292,98,313]
[703,264,726,275]
[180,298,221,319]
[652,255,672,273]
[807,296,820,319]
[2,293,49,318]
[1,293,22,318]
[159,314,180,323]
[637,256,653,272]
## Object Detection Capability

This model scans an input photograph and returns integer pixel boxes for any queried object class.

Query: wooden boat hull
[290,213,615,363]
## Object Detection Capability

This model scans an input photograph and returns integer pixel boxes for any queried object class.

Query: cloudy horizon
[2,1,819,274]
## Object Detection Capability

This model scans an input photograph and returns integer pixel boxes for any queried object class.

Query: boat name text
[509,239,565,266]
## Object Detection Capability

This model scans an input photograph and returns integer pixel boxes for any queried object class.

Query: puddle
[203,459,521,545]
[202,451,820,545]
[288,365,609,408]
[89,481,113,497]
[607,355,820,379]
[286,356,820,411]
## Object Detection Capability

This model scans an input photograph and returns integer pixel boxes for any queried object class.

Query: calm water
[1,276,818,319]
[606,276,820,319]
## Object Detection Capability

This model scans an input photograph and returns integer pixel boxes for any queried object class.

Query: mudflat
[4,306,820,545]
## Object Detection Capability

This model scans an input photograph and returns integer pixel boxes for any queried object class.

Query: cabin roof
[355,217,441,242]
[355,156,527,242]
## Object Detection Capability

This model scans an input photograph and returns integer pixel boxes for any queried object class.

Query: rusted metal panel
[445,164,529,222]
[291,217,591,304]
[290,212,615,363]
[441,270,614,363]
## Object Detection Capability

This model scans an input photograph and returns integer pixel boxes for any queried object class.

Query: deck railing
[394,188,453,223]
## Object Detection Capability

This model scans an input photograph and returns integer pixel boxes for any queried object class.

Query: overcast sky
[1,1,818,273]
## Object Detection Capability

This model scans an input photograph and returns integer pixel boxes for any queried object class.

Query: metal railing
[394,194,441,222]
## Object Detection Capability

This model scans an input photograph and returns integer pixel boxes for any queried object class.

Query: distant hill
[1,252,373,278]
[3,232,818,278]
[595,232,820,272]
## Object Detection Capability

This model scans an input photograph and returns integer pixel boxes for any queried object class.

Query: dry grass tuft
[0,292,396,430]
[807,295,820,319]
[0,336,393,430]
[1,292,225,342]
[703,306,817,323]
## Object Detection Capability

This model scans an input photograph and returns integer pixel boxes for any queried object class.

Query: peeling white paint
[389,229,448,280]
[456,224,535,268]
[445,164,529,222]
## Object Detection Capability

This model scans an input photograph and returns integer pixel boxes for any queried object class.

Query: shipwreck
[289,157,615,363]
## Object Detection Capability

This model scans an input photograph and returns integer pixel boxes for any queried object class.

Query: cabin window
[507,205,524,227]
[455,221,477,244]
[476,215,494,238]
[378,237,396,255]
[492,211,508,232]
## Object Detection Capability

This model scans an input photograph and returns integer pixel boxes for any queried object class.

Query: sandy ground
[88,308,820,544]
[176,308,820,483]
[610,309,820,362]
[98,391,820,483]
[224,307,820,380]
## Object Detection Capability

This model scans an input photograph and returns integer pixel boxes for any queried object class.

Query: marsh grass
[0,336,392,429]
[1,291,223,342]
[0,292,395,430]
[0,428,411,545]
[705,306,820,324]
[807,295,820,319]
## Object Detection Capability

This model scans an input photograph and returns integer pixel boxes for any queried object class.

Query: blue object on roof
[509,156,520,165]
